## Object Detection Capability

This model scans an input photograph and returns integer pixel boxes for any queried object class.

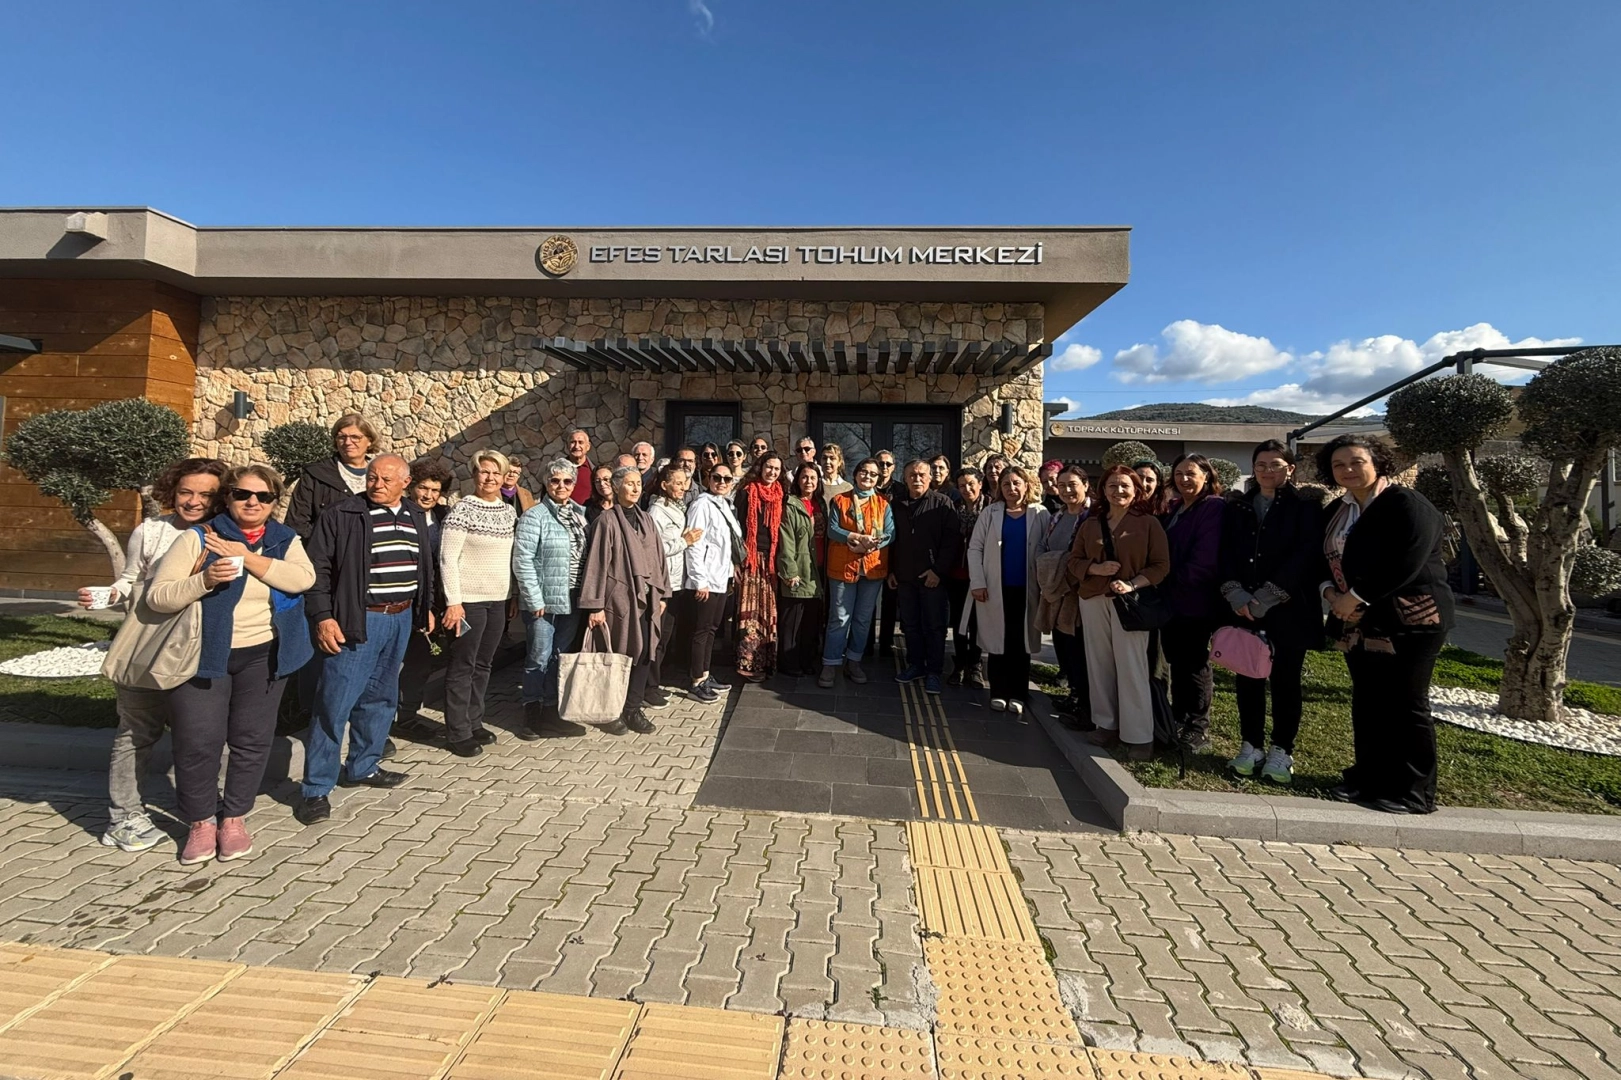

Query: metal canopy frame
[534,336,1052,377]
[1286,345,1613,451]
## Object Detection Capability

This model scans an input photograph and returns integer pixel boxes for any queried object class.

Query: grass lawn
[0,614,120,728]
[1038,646,1621,815]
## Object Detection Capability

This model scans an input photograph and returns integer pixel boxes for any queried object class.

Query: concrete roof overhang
[0,208,1129,340]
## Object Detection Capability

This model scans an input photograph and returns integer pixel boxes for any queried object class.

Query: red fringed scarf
[742,478,784,575]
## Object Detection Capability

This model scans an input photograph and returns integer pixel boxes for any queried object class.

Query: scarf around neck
[741,478,784,575]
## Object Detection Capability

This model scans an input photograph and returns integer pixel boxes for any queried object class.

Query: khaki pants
[1080,594,1153,745]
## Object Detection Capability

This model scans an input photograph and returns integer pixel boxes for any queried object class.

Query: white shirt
[108,515,191,603]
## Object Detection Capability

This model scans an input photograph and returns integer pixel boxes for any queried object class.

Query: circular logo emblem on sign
[1049,422,1063,437]
[536,235,578,276]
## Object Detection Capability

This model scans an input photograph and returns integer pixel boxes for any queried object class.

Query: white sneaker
[1227,742,1264,777]
[988,698,1007,712]
[1006,700,1025,716]
[101,812,164,852]
[1261,746,1294,785]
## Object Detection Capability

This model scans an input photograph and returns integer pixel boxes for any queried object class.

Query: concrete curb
[1027,693,1621,860]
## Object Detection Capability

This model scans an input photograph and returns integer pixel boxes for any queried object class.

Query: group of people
[86,412,1455,866]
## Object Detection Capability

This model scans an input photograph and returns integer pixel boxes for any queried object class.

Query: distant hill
[1085,403,1320,424]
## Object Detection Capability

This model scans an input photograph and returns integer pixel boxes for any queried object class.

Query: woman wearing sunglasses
[147,463,315,865]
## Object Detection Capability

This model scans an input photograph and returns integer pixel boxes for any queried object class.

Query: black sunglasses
[230,488,274,504]
[711,474,735,483]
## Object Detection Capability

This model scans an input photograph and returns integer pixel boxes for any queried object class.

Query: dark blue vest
[194,514,314,679]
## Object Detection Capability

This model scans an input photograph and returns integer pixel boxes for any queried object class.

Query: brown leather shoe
[1085,728,1119,748]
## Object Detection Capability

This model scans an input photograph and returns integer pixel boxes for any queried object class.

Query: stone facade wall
[194,296,1045,478]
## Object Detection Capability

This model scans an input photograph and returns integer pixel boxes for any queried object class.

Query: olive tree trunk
[78,514,126,582]
[1442,450,1597,723]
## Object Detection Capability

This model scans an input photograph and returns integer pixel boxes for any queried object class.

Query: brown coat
[1068,510,1170,601]
[577,505,671,663]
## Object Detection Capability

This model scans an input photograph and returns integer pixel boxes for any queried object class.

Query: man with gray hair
[296,454,436,825]
[633,441,658,508]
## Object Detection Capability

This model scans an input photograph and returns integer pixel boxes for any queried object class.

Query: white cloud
[1112,320,1294,385]
[688,0,714,35]
[1048,397,1083,417]
[1200,322,1583,414]
[1049,342,1102,372]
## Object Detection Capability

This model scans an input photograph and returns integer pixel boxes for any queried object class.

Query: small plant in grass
[2,399,190,579]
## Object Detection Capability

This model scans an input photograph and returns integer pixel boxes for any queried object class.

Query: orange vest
[827,491,889,583]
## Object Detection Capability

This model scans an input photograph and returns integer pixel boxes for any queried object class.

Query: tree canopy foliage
[261,421,333,481]
[4,399,189,525]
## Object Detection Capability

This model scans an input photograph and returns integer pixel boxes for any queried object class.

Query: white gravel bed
[0,642,110,679]
[1432,685,1621,756]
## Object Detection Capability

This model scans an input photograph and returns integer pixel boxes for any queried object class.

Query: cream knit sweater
[439,496,516,604]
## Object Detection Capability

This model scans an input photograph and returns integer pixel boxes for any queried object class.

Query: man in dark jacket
[296,455,435,825]
[284,413,378,540]
[889,460,963,695]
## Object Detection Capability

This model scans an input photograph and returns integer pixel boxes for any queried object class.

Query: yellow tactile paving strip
[927,938,1081,1046]
[1088,1048,1250,1079]
[935,1033,1097,1080]
[908,821,1039,946]
[456,991,639,1080]
[779,1018,936,1079]
[278,976,505,1080]
[0,942,116,1032]
[899,675,978,822]
[613,1002,783,1080]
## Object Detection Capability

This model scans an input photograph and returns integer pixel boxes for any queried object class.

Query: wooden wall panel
[0,278,200,595]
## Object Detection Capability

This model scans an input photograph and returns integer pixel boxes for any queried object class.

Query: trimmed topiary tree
[1208,457,1241,493]
[1386,348,1621,722]
[261,421,333,481]
[1572,545,1621,600]
[1102,440,1156,470]
[3,398,191,579]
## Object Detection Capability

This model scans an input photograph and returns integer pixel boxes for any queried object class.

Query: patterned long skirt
[735,570,778,680]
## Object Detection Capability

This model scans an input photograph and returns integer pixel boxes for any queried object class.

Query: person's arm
[511,510,545,612]
[302,512,340,624]
[261,537,316,594]
[143,530,209,614]
[1137,517,1172,588]
[438,516,467,606]
[109,521,150,602]
[1066,519,1097,585]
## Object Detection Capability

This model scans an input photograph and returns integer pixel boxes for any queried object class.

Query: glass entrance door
[808,405,963,470]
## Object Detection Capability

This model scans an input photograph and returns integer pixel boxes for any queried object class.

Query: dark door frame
[807,404,964,468]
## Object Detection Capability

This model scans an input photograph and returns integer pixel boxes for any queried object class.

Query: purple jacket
[1161,496,1225,620]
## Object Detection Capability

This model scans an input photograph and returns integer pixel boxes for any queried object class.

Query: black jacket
[889,489,963,584]
[304,495,436,644]
[1335,485,1454,638]
[1219,484,1328,646]
[285,457,363,541]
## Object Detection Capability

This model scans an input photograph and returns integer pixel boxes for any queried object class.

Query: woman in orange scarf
[734,453,786,680]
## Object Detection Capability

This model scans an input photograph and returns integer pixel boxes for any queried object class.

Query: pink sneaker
[180,821,217,866]
[217,817,253,861]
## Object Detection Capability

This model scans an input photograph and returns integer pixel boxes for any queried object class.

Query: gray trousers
[108,685,170,823]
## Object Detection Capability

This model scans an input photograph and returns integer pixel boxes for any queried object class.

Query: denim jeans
[896,580,949,677]
[522,609,580,707]
[107,685,170,823]
[823,577,884,665]
[303,608,413,798]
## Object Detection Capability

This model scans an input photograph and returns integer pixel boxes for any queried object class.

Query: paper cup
[220,555,245,579]
[84,586,113,610]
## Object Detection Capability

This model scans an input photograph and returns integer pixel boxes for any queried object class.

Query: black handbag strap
[1097,514,1118,567]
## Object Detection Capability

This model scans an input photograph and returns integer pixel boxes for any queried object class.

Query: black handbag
[1098,514,1171,632]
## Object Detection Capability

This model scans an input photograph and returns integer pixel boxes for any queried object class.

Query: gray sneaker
[1261,746,1294,785]
[102,811,164,853]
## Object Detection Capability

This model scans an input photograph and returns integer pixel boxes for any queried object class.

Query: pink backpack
[1211,626,1273,680]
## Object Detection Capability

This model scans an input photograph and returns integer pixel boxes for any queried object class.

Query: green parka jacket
[776,494,825,599]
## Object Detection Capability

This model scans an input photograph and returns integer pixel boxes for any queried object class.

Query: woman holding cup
[81,457,227,853]
[146,463,315,865]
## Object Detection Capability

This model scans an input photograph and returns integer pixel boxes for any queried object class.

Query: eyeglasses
[334,434,367,443]
[877,460,895,468]
[230,488,274,504]
[701,449,719,458]
[1253,461,1292,471]
[855,470,879,480]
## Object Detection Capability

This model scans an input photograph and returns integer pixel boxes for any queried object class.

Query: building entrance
[808,405,963,469]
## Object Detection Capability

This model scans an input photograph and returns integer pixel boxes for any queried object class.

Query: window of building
[665,401,741,457]
[808,405,963,471]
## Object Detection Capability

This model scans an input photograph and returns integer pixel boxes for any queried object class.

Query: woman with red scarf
[733,453,786,680]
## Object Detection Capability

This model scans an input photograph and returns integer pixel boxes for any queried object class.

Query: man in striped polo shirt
[297,455,436,826]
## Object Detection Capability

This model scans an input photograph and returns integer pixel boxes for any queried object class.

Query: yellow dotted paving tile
[450,990,639,1080]
[905,822,1011,874]
[0,943,116,1032]
[1251,1071,1340,1080]
[0,954,243,1080]
[934,1033,1095,1080]
[277,977,504,1080]
[926,939,1079,1047]
[117,967,365,1080]
[779,1019,936,1079]
[1087,1049,1249,1080]
[612,1002,783,1080]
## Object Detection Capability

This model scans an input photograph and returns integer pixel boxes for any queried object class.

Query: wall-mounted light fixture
[232,391,256,421]
[999,402,1015,436]
[628,398,641,429]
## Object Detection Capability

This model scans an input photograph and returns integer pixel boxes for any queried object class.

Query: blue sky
[5,2,1616,416]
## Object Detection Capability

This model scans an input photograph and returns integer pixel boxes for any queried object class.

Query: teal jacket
[512,498,585,614]
[776,495,824,599]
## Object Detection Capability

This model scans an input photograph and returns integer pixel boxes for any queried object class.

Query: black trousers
[444,599,506,742]
[1052,629,1090,715]
[779,594,825,676]
[652,589,687,686]
[1162,616,1216,734]
[689,590,729,680]
[168,641,285,823]
[875,580,898,655]
[1344,633,1444,810]
[897,580,949,678]
[946,577,981,671]
[396,624,441,720]
[1236,644,1306,752]
[986,587,1031,702]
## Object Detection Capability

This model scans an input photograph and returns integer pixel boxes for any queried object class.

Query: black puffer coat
[1218,483,1329,648]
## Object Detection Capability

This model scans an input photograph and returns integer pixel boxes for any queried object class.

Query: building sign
[1049,421,1182,438]
[575,240,1047,267]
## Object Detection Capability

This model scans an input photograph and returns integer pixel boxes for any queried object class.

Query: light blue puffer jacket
[512,498,585,614]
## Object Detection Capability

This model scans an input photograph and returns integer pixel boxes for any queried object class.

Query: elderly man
[890,460,962,696]
[578,466,670,735]
[794,436,818,471]
[565,429,595,505]
[633,441,658,508]
[295,455,436,825]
